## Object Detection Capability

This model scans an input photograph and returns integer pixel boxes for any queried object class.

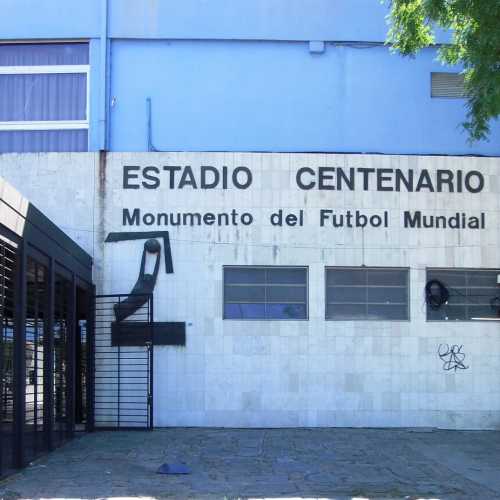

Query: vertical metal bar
[44,258,54,451]
[13,241,26,469]
[86,285,95,432]
[117,296,121,429]
[33,261,38,453]
[54,274,60,446]
[0,243,5,476]
[149,293,154,430]
[66,274,76,439]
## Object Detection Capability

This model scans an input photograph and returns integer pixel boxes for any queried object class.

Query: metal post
[117,297,121,429]
[13,241,27,469]
[33,261,39,454]
[149,293,154,430]
[86,285,96,432]
[44,258,55,451]
[0,243,5,477]
[66,274,76,439]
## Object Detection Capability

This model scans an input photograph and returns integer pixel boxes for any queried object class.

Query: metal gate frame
[90,293,154,430]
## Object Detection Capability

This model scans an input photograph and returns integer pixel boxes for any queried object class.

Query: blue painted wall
[0,0,392,42]
[110,40,499,155]
[1,0,498,155]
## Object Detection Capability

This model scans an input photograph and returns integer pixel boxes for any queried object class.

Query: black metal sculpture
[113,238,161,322]
[105,231,185,346]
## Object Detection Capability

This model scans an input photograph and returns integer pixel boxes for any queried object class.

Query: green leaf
[385,0,500,142]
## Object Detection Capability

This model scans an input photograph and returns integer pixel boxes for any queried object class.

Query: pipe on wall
[99,0,109,150]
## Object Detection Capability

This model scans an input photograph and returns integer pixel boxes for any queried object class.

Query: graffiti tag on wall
[438,344,469,372]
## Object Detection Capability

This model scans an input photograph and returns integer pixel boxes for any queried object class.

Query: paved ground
[1,428,500,499]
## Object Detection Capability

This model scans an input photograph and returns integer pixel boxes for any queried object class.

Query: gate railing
[90,294,153,430]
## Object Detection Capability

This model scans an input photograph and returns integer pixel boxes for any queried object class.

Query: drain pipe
[99,0,109,151]
[147,97,159,152]
[96,0,110,299]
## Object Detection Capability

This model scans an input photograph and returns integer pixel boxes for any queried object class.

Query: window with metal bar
[326,267,409,320]
[224,266,308,320]
[426,269,500,321]
[0,43,89,153]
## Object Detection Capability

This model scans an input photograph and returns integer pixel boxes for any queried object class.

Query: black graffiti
[438,344,469,372]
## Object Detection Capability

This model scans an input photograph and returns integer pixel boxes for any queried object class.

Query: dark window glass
[224,266,307,320]
[266,303,306,320]
[326,268,365,286]
[224,303,266,320]
[326,303,365,320]
[427,270,466,287]
[326,267,409,320]
[267,285,307,302]
[267,268,306,284]
[224,268,266,284]
[367,287,407,303]
[445,292,468,306]
[367,269,407,286]
[366,304,407,320]
[328,286,367,303]
[468,271,498,287]
[224,286,266,302]
[426,269,500,321]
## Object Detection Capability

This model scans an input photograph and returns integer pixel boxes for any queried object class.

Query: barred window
[426,269,500,321]
[223,266,308,320]
[326,267,409,320]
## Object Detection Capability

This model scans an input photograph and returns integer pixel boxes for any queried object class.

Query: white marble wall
[0,152,98,255]
[2,152,500,429]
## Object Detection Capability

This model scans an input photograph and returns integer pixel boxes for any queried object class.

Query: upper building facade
[1,0,499,156]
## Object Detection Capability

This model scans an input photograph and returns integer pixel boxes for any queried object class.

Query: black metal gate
[91,294,153,430]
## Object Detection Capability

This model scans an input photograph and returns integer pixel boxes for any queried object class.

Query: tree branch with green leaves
[385,0,500,142]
